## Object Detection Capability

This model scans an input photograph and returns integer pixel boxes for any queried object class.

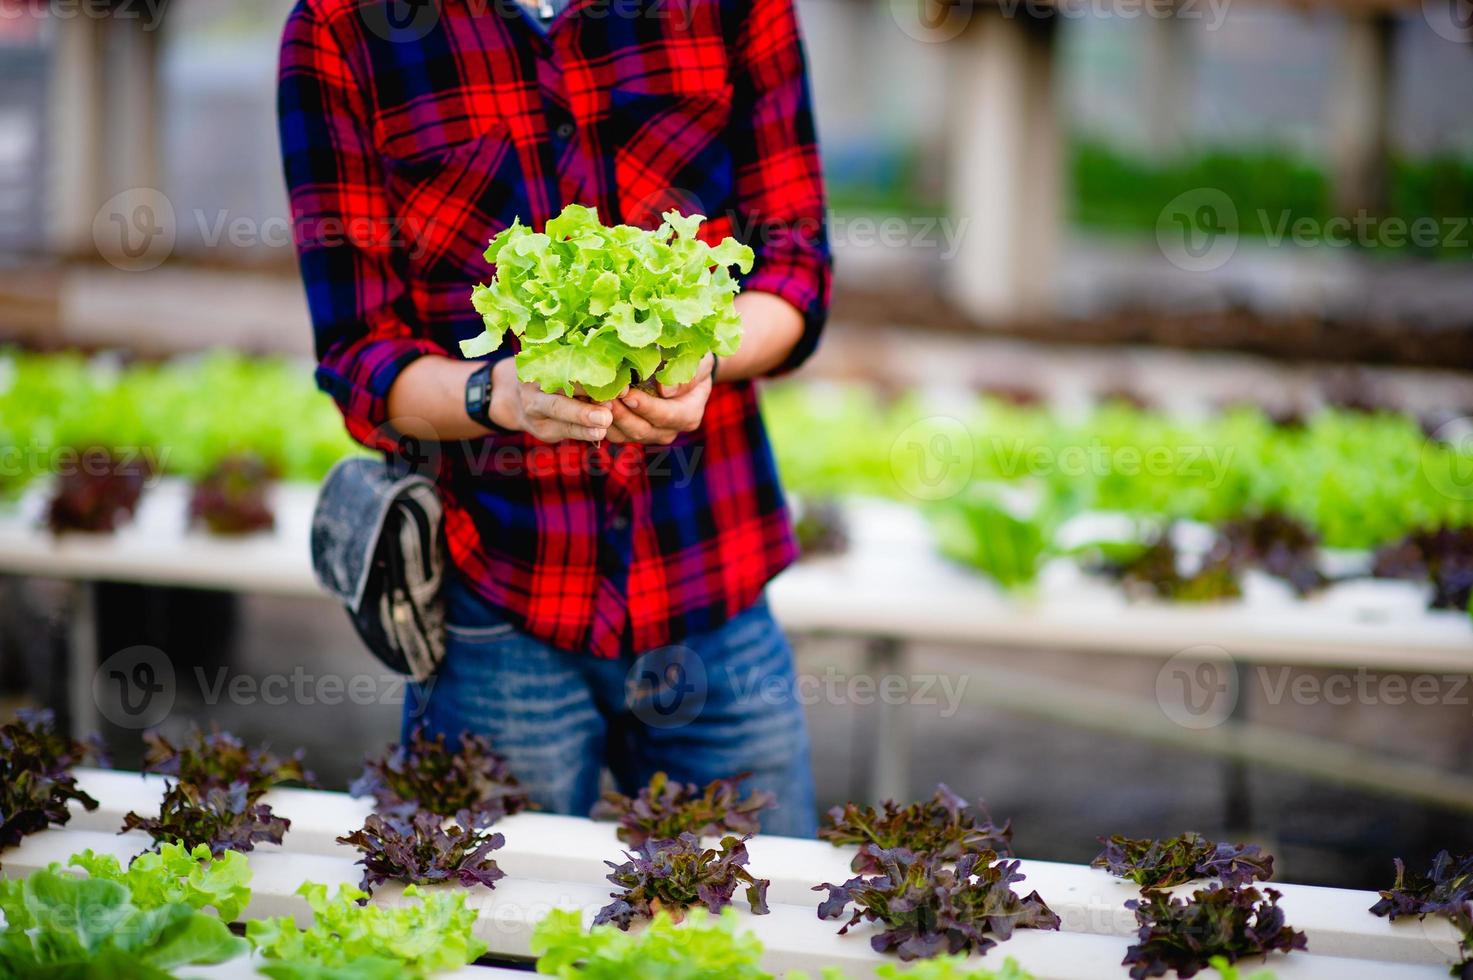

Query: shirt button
[555,123,575,139]
[609,515,629,532]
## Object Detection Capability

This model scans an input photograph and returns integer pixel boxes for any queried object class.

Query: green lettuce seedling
[460,205,752,400]
[69,841,253,921]
[533,907,770,979]
[0,865,247,976]
[247,881,487,979]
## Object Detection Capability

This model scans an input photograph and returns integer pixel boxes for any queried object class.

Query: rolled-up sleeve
[726,0,833,374]
[277,3,447,451]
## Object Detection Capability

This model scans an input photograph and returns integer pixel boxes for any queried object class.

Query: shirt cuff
[315,336,449,453]
[742,248,832,376]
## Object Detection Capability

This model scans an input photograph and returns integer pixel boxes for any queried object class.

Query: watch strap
[465,362,498,430]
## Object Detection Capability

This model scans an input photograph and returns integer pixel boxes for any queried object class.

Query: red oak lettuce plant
[819,784,1014,874]
[352,725,530,827]
[1103,536,1242,602]
[1092,833,1274,890]
[590,771,775,846]
[1370,850,1473,921]
[1373,527,1473,612]
[141,727,313,799]
[593,833,770,930]
[1122,885,1307,979]
[0,710,99,857]
[122,781,289,856]
[188,454,277,535]
[1219,513,1324,596]
[1370,851,1473,980]
[46,447,152,533]
[815,848,1059,961]
[794,497,850,560]
[337,810,506,895]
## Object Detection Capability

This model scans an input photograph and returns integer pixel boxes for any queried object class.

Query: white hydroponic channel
[0,768,1457,980]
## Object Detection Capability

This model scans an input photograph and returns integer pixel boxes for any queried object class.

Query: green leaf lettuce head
[532,907,771,979]
[460,205,753,400]
[68,841,253,921]
[247,881,487,980]
[874,955,1037,979]
[0,866,247,977]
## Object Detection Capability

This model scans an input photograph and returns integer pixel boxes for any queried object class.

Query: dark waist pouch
[310,457,446,682]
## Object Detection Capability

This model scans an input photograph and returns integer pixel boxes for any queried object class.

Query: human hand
[490,358,611,442]
[606,355,715,445]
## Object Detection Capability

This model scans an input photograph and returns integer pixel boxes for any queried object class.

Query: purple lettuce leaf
[46,447,152,533]
[351,725,530,827]
[188,454,277,535]
[1370,851,1473,920]
[122,780,289,856]
[1092,832,1274,890]
[1219,512,1324,596]
[141,726,313,800]
[814,848,1059,961]
[1123,885,1307,979]
[1100,535,1243,602]
[0,709,100,855]
[593,832,770,930]
[1373,528,1473,611]
[819,784,1014,874]
[794,498,850,560]
[589,771,775,847]
[337,810,505,894]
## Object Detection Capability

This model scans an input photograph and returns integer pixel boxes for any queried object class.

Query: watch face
[467,383,485,403]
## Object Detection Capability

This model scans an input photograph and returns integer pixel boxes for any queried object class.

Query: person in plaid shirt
[278,0,830,833]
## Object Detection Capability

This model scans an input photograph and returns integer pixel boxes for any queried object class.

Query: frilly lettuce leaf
[248,882,487,979]
[461,205,752,398]
[532,907,770,978]
[0,866,247,975]
[68,841,253,921]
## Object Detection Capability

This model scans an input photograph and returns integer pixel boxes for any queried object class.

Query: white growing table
[0,480,1469,806]
[0,767,1460,979]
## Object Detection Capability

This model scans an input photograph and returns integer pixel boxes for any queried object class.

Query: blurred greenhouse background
[1,0,1471,893]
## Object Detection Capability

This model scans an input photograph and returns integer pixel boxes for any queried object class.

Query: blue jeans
[404,576,818,838]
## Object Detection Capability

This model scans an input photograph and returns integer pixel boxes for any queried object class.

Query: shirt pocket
[601,85,734,227]
[380,120,526,281]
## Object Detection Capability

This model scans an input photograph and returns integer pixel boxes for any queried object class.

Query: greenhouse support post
[67,581,99,738]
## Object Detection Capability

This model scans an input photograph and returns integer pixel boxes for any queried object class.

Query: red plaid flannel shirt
[278,0,831,657]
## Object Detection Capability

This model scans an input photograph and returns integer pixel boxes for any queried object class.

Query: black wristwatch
[465,362,498,430]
